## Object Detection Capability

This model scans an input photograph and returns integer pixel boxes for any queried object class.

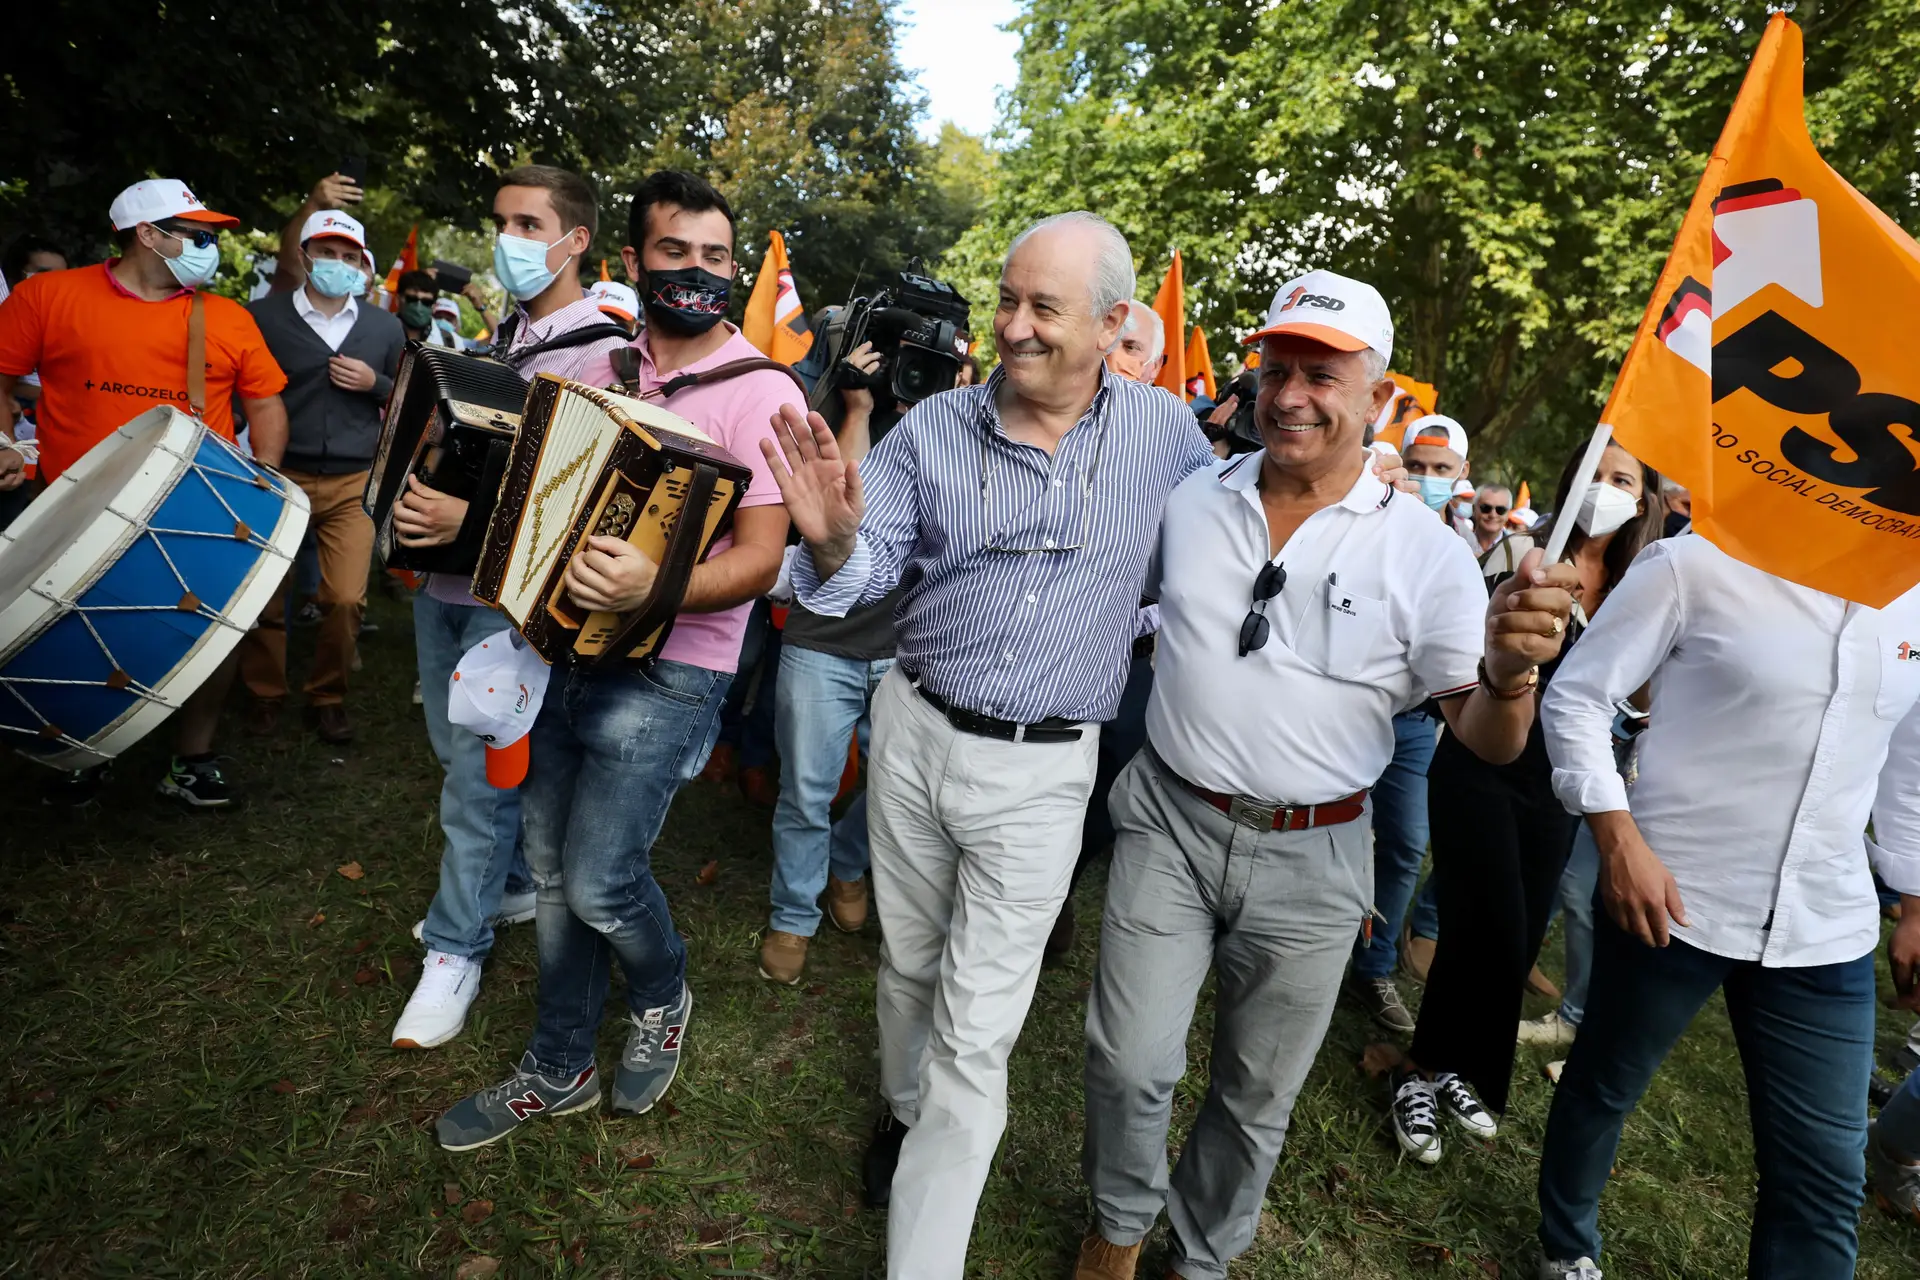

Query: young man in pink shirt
[436,171,794,1151]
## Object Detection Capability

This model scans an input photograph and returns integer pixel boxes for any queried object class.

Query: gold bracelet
[1478,658,1538,700]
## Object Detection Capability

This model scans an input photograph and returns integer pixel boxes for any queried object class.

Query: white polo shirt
[1146,452,1486,803]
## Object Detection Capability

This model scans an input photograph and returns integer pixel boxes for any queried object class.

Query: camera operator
[759,336,907,986]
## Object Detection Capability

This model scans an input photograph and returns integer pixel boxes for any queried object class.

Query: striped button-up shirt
[793,364,1213,723]
[498,295,630,384]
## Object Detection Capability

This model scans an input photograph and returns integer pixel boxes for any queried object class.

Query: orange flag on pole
[742,230,814,365]
[1368,374,1440,451]
[1183,326,1216,401]
[599,259,611,283]
[382,225,419,312]
[1603,13,1920,606]
[1150,251,1185,396]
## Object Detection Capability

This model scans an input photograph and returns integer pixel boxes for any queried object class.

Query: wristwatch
[1478,658,1538,700]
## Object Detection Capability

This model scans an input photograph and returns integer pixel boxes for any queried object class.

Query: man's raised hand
[760,403,863,567]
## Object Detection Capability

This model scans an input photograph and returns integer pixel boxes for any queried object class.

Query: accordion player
[471,375,755,666]
[363,343,529,573]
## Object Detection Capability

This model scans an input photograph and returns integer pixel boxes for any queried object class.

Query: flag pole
[1542,422,1614,565]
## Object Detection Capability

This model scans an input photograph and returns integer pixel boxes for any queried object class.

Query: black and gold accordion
[364,343,528,573]
[470,374,754,666]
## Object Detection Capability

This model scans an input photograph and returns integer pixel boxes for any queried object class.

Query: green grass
[3,590,1917,1278]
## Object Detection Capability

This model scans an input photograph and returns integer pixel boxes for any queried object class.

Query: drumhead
[0,408,190,612]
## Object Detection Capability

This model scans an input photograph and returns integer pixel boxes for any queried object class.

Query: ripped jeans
[519,659,730,1078]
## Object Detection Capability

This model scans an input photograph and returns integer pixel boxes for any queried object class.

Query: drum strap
[186,291,207,418]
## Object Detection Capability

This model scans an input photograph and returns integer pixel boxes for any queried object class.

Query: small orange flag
[741,230,814,365]
[382,225,419,312]
[1510,480,1533,527]
[1605,13,1920,606]
[599,258,611,283]
[1368,374,1440,451]
[1183,326,1216,401]
[1150,251,1185,396]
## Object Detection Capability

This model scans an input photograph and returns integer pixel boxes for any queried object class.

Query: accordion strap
[653,357,805,401]
[186,291,207,417]
[493,318,631,366]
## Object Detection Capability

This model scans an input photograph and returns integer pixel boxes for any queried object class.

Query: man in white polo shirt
[1073,270,1577,1280]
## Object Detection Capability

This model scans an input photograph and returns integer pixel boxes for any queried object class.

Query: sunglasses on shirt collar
[1238,561,1288,657]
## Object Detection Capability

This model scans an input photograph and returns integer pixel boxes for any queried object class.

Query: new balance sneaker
[1518,1010,1578,1047]
[1434,1072,1498,1139]
[1536,1257,1602,1280]
[435,1053,599,1152]
[157,756,232,808]
[611,984,690,1115]
[410,892,538,944]
[391,951,481,1049]
[1868,1119,1920,1222]
[1345,974,1416,1035]
[1390,1070,1443,1164]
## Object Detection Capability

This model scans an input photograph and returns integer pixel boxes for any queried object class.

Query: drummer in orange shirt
[0,179,290,810]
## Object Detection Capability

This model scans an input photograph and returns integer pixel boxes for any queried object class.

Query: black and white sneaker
[1434,1072,1498,1138]
[157,756,233,808]
[1536,1256,1602,1280]
[1390,1069,1443,1165]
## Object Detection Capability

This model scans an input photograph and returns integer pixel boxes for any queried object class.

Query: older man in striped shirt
[763,211,1206,1277]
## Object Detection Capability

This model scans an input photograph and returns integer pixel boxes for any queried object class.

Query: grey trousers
[1083,748,1372,1280]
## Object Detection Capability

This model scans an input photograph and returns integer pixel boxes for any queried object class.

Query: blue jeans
[1538,915,1874,1275]
[521,659,729,1077]
[415,595,533,960]
[1553,823,1601,1024]
[769,645,892,936]
[1352,709,1437,979]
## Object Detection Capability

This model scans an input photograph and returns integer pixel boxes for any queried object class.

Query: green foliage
[951,0,1920,479]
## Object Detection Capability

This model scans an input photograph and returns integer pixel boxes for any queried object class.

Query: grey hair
[1360,347,1388,382]
[1476,482,1513,503]
[1118,299,1165,361]
[1006,211,1136,317]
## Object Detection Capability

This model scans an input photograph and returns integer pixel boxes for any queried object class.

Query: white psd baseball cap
[109,179,241,231]
[447,629,551,788]
[1403,413,1470,462]
[589,280,639,324]
[1244,269,1394,365]
[298,210,369,252]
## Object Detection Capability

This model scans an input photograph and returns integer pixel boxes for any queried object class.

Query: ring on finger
[1547,616,1562,637]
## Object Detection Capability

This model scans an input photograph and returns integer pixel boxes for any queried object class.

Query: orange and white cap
[1244,268,1393,364]
[298,209,369,252]
[431,296,461,321]
[1403,413,1470,462]
[109,179,240,231]
[446,629,551,788]
[588,280,638,324]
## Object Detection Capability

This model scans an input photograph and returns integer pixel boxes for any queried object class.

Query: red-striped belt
[1159,751,1368,831]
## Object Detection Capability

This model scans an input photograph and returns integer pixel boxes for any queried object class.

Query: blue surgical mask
[1413,474,1455,513]
[307,256,366,299]
[492,230,576,302]
[162,233,221,289]
[435,317,459,336]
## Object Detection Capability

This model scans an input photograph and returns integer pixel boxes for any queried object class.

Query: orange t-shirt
[0,263,287,482]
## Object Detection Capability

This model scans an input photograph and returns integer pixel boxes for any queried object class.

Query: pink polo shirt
[572,323,794,673]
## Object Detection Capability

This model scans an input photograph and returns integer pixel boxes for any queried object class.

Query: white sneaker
[1537,1256,1601,1280]
[391,951,481,1049]
[410,893,538,944]
[1518,1010,1579,1047]
[1433,1072,1499,1139]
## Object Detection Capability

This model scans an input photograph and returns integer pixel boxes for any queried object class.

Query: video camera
[1208,369,1262,455]
[806,263,971,431]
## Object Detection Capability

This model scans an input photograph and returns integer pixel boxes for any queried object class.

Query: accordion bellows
[470,375,754,666]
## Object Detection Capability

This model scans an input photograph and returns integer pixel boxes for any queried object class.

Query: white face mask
[1577,481,1640,538]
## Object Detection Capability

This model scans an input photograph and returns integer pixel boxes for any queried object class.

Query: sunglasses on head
[1237,561,1287,657]
[1478,503,1509,515]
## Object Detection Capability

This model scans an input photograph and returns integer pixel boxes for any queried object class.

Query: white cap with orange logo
[298,210,369,253]
[589,280,639,324]
[1244,269,1394,364]
[109,179,240,231]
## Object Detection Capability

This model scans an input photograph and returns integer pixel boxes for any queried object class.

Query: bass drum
[0,407,309,769]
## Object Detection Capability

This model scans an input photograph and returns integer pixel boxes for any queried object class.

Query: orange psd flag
[1150,251,1185,397]
[1183,326,1216,401]
[742,230,814,366]
[1605,13,1920,607]
[1369,373,1439,451]
[382,225,419,312]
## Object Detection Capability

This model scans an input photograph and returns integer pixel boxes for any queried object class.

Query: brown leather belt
[1155,748,1368,831]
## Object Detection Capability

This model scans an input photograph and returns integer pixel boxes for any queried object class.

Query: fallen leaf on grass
[696,1222,725,1244]
[352,968,379,986]
[443,1182,463,1207]
[336,861,365,881]
[351,938,371,954]
[460,1199,494,1225]
[30,1088,55,1104]
[564,1238,587,1266]
[619,1150,656,1170]
[1472,1258,1502,1278]
[1358,1042,1405,1078]
[773,1060,795,1077]
[307,911,326,927]
[454,1258,500,1280]
[695,860,719,886]
[270,1080,297,1095]
[805,984,827,996]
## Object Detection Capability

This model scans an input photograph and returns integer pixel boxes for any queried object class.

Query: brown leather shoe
[758,930,808,985]
[738,765,778,807]
[1525,964,1562,1001]
[826,875,868,933]
[244,698,282,737]
[314,704,354,745]
[700,741,738,785]
[1073,1231,1141,1280]
[1399,927,1436,985]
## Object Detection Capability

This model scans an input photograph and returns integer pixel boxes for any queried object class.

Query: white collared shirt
[292,285,359,352]
[1146,453,1487,803]
[1542,535,1920,968]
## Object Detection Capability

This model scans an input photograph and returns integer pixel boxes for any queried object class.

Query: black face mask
[640,265,730,336]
